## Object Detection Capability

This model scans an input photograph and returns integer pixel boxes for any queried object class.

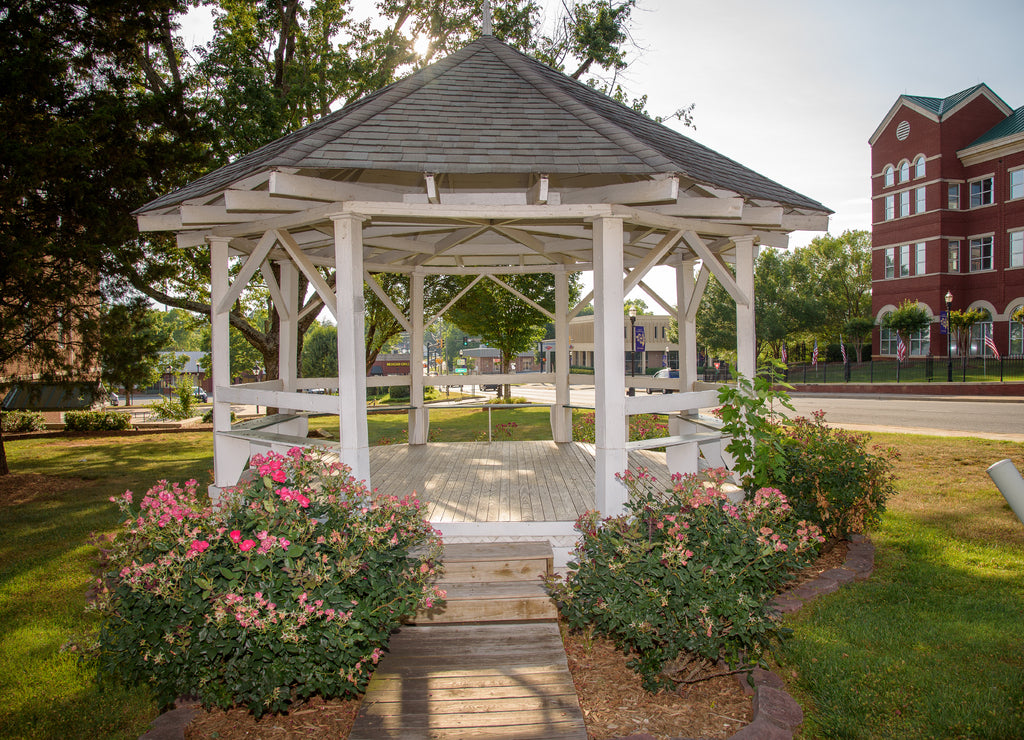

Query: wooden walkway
[349,622,587,740]
[368,440,672,522]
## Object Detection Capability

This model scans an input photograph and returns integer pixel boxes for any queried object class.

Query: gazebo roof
[138,35,828,216]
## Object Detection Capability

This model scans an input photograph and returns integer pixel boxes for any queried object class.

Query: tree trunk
[0,422,8,476]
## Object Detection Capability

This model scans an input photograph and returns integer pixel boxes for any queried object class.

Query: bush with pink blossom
[93,447,444,716]
[546,468,824,692]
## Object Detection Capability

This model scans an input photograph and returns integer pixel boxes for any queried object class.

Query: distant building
[567,314,678,372]
[870,83,1024,357]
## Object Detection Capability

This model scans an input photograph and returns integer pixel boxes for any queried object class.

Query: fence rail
[785,356,1024,385]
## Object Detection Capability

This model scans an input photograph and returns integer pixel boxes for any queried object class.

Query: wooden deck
[369,441,673,522]
[350,622,587,740]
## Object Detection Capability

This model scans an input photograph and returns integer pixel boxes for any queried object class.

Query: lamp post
[628,306,637,396]
[945,291,953,382]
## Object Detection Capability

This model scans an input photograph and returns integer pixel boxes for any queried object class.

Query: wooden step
[412,541,558,624]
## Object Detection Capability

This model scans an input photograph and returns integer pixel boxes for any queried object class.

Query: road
[488,383,1024,441]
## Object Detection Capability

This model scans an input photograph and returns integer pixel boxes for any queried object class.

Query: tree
[882,300,931,370]
[948,308,987,365]
[431,273,574,398]
[623,298,650,315]
[158,308,206,351]
[98,299,174,405]
[300,323,337,379]
[842,316,875,363]
[791,230,872,341]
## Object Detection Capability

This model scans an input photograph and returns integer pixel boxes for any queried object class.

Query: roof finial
[482,0,493,35]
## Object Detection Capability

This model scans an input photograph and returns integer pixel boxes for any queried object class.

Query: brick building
[870,83,1024,357]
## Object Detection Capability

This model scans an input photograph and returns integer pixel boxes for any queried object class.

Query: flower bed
[93,448,444,716]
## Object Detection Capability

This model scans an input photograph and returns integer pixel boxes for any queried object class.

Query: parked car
[107,391,120,406]
[193,387,209,402]
[646,368,678,393]
[480,382,501,392]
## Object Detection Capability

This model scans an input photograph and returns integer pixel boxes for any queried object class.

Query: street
[484,383,1024,441]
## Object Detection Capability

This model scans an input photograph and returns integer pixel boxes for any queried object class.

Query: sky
[179,0,1024,311]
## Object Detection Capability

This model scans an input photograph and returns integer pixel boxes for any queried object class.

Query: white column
[332,214,370,483]
[277,260,299,412]
[676,257,698,391]
[734,235,757,381]
[209,237,247,491]
[592,217,628,516]
[551,270,571,442]
[408,271,430,444]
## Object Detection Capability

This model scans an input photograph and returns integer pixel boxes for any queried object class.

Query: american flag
[840,337,848,364]
[780,343,787,363]
[812,340,818,366]
[896,335,907,362]
[985,334,1001,360]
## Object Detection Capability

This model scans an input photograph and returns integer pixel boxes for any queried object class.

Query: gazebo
[135,28,828,558]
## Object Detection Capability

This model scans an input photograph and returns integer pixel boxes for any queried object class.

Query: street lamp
[945,291,953,382]
[628,306,637,396]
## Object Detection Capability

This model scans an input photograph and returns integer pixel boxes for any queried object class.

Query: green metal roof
[967,105,1024,148]
[903,83,990,118]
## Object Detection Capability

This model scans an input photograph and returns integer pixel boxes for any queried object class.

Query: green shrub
[777,410,899,539]
[388,385,411,401]
[1,410,46,433]
[548,469,823,691]
[572,412,668,444]
[94,448,444,716]
[201,409,236,424]
[64,410,131,431]
[150,375,199,420]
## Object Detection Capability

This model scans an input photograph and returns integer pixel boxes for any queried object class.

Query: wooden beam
[268,171,404,202]
[622,230,683,296]
[274,228,338,320]
[485,274,555,321]
[175,230,210,248]
[754,230,790,249]
[363,271,411,332]
[738,206,783,226]
[568,289,594,321]
[224,189,322,213]
[137,213,182,232]
[612,205,751,237]
[648,196,743,219]
[362,235,438,254]
[681,230,748,307]
[260,261,290,322]
[215,230,278,315]
[426,274,484,326]
[424,173,439,204]
[560,176,679,205]
[685,264,710,322]
[780,212,830,231]
[527,175,549,205]
[636,279,677,319]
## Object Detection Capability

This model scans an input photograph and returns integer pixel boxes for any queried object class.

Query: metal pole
[946,293,953,382]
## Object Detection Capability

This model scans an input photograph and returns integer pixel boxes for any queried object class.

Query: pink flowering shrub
[572,412,669,444]
[546,468,824,692]
[93,448,444,716]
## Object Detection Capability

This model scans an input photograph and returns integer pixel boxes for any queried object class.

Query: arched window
[883,165,895,187]
[914,155,925,178]
[1009,310,1023,356]
[899,160,910,183]
[879,312,930,356]
[969,310,994,356]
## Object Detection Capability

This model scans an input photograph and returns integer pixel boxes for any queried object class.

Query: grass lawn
[2,424,1023,738]
[778,433,1024,739]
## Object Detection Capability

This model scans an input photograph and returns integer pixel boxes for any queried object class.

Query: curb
[614,535,875,740]
[141,538,876,740]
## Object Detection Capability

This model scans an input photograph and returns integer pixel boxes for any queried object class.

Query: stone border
[141,537,876,740]
[618,534,875,740]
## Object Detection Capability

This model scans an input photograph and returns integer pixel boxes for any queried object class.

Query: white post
[409,271,430,444]
[551,270,571,442]
[676,256,698,391]
[209,237,247,492]
[332,214,371,483]
[734,235,758,381]
[278,260,298,412]
[592,217,628,515]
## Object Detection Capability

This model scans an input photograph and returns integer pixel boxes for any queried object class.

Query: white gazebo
[135,31,828,557]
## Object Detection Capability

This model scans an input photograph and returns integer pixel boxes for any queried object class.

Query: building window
[909,327,930,356]
[884,165,895,187]
[968,237,993,272]
[1012,169,1024,200]
[948,183,960,210]
[1012,317,1023,355]
[885,247,895,279]
[916,243,926,275]
[948,240,960,272]
[884,195,895,220]
[970,314,994,356]
[900,190,911,217]
[914,155,926,178]
[880,322,898,355]
[916,187,926,213]
[969,177,994,207]
[880,319,929,356]
[1010,231,1024,268]
[899,160,910,183]
[900,244,911,276]
[969,237,993,271]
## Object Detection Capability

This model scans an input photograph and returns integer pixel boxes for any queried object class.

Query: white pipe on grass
[987,459,1024,525]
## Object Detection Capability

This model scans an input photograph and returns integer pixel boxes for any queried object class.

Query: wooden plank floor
[350,622,587,740]
[368,441,674,522]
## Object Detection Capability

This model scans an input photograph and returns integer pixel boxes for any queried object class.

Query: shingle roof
[138,35,827,214]
[967,105,1024,148]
